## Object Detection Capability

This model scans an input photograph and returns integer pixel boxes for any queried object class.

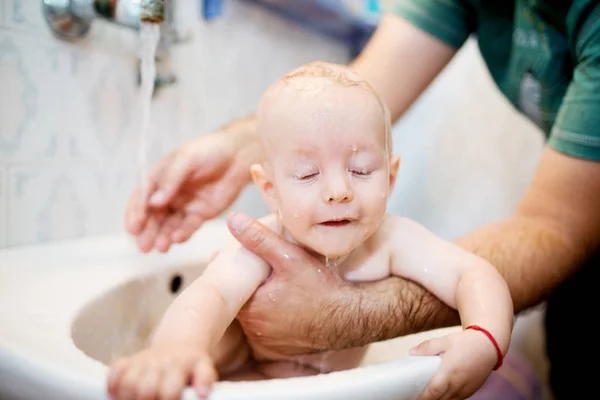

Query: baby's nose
[323,175,353,203]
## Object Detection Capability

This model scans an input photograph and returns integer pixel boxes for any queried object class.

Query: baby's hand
[409,329,500,400]
[107,342,217,400]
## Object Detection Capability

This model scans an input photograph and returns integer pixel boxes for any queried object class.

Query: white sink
[0,219,462,400]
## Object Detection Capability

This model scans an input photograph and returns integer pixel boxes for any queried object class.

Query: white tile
[62,48,140,163]
[0,32,63,162]
[0,166,6,248]
[4,0,47,34]
[0,0,6,27]
[7,165,136,247]
[0,31,145,165]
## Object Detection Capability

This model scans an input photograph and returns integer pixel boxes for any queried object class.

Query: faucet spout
[140,0,165,23]
[42,0,169,38]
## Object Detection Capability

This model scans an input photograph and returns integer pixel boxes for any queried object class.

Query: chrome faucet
[42,0,168,39]
[42,0,181,92]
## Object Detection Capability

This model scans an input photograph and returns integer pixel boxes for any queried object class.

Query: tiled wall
[0,0,349,248]
[1,0,547,250]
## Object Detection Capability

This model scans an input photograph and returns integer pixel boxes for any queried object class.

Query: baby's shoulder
[373,214,437,249]
[377,214,426,237]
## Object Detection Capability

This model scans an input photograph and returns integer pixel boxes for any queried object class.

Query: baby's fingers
[115,362,145,400]
[107,359,129,398]
[159,369,188,400]
[410,336,450,357]
[417,372,450,400]
[192,359,218,399]
[136,368,161,400]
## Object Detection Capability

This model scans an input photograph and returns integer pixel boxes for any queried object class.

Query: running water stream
[137,22,160,199]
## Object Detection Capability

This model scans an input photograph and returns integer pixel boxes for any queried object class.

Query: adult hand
[227,212,460,358]
[125,116,262,253]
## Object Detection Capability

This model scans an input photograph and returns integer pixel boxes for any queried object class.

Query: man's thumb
[227,212,300,270]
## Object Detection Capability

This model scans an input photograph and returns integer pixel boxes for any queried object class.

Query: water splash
[137,22,160,200]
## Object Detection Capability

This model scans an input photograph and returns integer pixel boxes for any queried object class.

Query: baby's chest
[340,251,391,282]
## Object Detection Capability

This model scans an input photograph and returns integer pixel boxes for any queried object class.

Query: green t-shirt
[392,0,600,161]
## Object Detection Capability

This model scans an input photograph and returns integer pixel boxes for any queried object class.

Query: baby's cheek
[361,181,389,209]
[279,185,315,211]
[277,190,314,225]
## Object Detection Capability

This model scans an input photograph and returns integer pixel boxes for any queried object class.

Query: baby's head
[252,62,400,258]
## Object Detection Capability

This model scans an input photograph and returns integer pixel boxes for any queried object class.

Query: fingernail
[195,385,209,399]
[149,190,166,205]
[228,212,249,234]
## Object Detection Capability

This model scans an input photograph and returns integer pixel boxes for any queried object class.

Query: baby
[107,62,514,400]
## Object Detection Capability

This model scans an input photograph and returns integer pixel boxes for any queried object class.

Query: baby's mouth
[319,218,355,227]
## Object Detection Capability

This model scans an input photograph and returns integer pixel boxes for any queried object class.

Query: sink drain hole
[169,274,183,294]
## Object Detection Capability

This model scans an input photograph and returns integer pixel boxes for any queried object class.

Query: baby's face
[254,81,399,258]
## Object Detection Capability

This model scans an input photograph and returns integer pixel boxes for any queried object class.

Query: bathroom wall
[0,0,349,248]
[386,38,546,240]
[0,0,546,249]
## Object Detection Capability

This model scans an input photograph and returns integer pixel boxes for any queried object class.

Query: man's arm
[351,13,457,123]
[229,147,600,352]
[454,149,600,312]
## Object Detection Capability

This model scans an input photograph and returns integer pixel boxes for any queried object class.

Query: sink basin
[0,218,457,400]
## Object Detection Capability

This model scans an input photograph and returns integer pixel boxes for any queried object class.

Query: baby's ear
[250,164,278,210]
[388,154,401,192]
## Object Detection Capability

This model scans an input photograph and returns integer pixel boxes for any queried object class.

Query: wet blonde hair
[259,61,393,157]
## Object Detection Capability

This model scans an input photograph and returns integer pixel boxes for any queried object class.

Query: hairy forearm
[455,216,588,313]
[312,215,586,350]
[311,277,459,350]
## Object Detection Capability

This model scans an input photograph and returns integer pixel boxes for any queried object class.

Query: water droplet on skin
[325,257,337,269]
[351,144,358,152]
[317,268,322,273]
[268,293,276,302]
[283,253,290,260]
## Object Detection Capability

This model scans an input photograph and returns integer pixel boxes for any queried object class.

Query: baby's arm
[150,215,276,350]
[108,215,277,400]
[389,216,513,351]
[388,217,513,400]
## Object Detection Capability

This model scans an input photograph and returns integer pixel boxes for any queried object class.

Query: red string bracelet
[465,325,504,370]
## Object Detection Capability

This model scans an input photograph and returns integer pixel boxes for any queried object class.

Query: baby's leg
[299,346,369,373]
[217,330,368,381]
[231,346,369,381]
[212,320,251,376]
